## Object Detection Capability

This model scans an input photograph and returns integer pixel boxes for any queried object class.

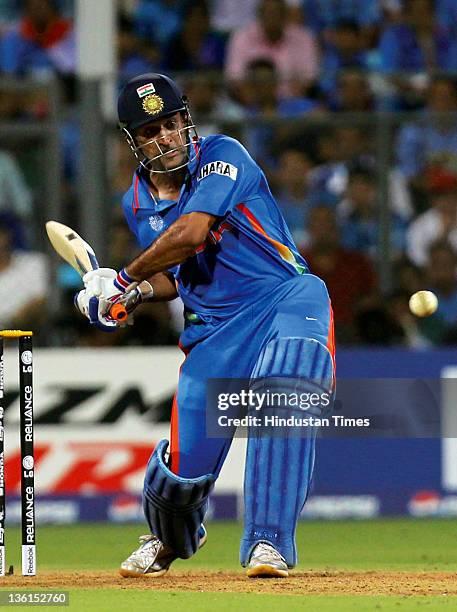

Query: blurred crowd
[2,0,457,348]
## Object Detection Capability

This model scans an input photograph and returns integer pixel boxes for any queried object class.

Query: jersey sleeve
[183,136,259,218]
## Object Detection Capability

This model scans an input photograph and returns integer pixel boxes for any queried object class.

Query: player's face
[135,113,188,172]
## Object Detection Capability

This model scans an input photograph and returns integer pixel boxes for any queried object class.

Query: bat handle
[110,303,128,322]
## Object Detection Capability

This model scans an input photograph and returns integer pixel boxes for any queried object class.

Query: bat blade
[45,220,99,276]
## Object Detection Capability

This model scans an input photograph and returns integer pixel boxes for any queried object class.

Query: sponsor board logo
[22,455,34,470]
[0,441,152,494]
[108,495,143,522]
[21,351,32,366]
[137,83,155,98]
[408,490,457,517]
[22,544,35,575]
[0,451,4,494]
[197,161,238,182]
[22,386,33,442]
[24,485,35,543]
[6,499,79,525]
[300,495,380,520]
[3,384,171,425]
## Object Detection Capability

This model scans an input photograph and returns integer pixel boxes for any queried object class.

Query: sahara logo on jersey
[197,161,238,182]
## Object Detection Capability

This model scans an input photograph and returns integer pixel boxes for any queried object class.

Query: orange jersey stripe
[236,203,303,269]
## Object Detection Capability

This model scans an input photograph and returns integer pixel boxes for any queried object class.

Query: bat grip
[109,303,128,322]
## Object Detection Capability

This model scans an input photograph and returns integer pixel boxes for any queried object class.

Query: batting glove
[74,268,128,332]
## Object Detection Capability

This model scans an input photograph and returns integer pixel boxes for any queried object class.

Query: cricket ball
[409,290,438,318]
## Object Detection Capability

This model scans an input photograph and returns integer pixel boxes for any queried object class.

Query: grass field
[0,519,456,610]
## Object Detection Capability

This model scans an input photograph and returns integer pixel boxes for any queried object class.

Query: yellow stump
[0,331,34,338]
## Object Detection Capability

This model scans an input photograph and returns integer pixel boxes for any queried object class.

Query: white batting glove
[74,268,129,332]
[84,267,138,316]
[83,268,126,302]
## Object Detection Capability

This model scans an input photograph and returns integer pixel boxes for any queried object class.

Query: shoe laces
[128,534,162,565]
[255,542,286,562]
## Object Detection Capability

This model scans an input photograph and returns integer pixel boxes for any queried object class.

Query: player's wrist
[138,280,154,302]
[114,268,136,292]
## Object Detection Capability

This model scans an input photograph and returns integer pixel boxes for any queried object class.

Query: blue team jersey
[122,134,310,317]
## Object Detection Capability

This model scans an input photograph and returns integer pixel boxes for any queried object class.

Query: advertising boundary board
[0,347,455,520]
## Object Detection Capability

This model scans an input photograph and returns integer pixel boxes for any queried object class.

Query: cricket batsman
[75,73,335,578]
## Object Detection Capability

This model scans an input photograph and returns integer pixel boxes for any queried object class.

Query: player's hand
[74,268,128,332]
[83,268,130,302]
[84,267,138,317]
[74,288,119,332]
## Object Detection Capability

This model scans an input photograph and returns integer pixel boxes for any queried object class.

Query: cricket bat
[45,220,128,322]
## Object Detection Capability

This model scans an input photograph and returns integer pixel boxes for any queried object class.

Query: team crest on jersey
[197,161,238,182]
[142,94,164,116]
[149,214,164,231]
[136,83,156,98]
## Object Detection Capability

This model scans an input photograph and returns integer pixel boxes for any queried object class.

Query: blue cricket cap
[118,73,186,132]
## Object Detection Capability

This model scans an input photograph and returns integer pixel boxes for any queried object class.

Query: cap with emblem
[118,73,187,132]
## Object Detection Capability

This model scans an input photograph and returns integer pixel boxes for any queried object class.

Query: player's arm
[123,212,216,282]
[145,271,178,301]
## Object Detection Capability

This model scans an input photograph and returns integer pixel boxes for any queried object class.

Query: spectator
[338,166,407,259]
[225,0,319,98]
[302,0,380,43]
[240,59,320,169]
[307,125,413,220]
[0,216,48,333]
[308,126,374,200]
[0,150,33,238]
[393,256,425,296]
[403,240,457,345]
[382,289,436,347]
[118,12,161,85]
[328,70,374,112]
[242,58,320,116]
[0,0,75,76]
[381,259,433,348]
[112,138,141,204]
[181,72,246,136]
[163,1,226,72]
[396,77,457,210]
[133,0,186,51]
[300,206,378,343]
[437,0,457,37]
[425,241,457,332]
[319,20,371,98]
[274,148,314,243]
[210,0,260,35]
[0,0,20,27]
[354,296,407,345]
[211,0,301,35]
[379,0,456,108]
[406,189,457,267]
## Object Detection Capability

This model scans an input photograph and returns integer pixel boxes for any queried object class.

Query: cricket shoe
[119,525,207,578]
[246,542,289,578]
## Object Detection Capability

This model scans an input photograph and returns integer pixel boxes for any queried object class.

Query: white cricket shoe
[246,542,289,578]
[119,525,207,578]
